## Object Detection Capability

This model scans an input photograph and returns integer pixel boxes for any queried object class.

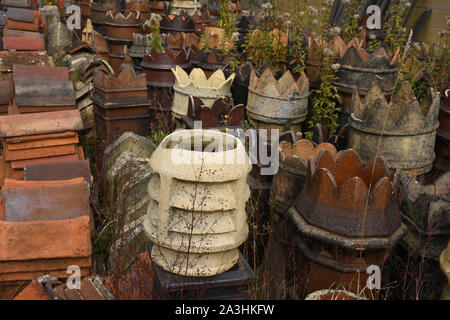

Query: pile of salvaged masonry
[0,0,449,301]
[0,1,116,299]
[0,109,95,299]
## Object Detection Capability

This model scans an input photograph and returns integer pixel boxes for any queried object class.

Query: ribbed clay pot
[144,129,252,276]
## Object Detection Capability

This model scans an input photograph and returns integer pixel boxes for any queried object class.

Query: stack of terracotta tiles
[0,177,92,299]
[0,80,12,115]
[12,64,76,113]
[0,50,51,81]
[2,5,46,51]
[0,109,84,186]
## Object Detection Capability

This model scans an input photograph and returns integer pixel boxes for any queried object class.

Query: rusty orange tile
[10,153,80,169]
[14,80,75,108]
[3,177,85,190]
[0,110,83,137]
[0,268,91,282]
[12,280,51,300]
[0,215,92,261]
[5,131,77,145]
[6,8,35,23]
[3,178,89,222]
[13,64,69,81]
[0,81,12,106]
[3,28,43,39]
[2,37,45,50]
[16,105,77,113]
[0,51,50,73]
[4,144,77,161]
[7,102,20,115]
[0,156,24,187]
[1,257,92,274]
[24,160,91,185]
[78,147,85,161]
[5,8,45,33]
[5,135,78,152]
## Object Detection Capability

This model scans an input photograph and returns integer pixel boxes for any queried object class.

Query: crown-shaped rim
[249,67,309,99]
[142,46,191,65]
[159,14,195,31]
[352,81,440,129]
[338,44,400,67]
[308,35,364,60]
[305,148,400,210]
[167,32,200,49]
[172,65,235,90]
[198,48,233,65]
[181,7,211,23]
[249,28,289,47]
[289,148,406,241]
[106,9,141,24]
[94,67,146,89]
[279,139,337,170]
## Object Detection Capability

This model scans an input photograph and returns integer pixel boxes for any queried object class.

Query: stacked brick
[2,4,46,51]
[12,64,77,113]
[0,110,84,186]
[14,276,114,300]
[0,178,92,299]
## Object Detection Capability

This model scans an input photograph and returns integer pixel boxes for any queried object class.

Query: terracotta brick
[3,178,89,222]
[3,29,42,39]
[0,257,92,274]
[24,160,92,186]
[13,65,69,81]
[0,51,50,74]
[5,131,76,144]
[13,279,51,300]
[0,80,11,106]
[10,154,80,169]
[6,134,78,151]
[5,9,45,33]
[0,157,24,188]
[14,80,76,108]
[0,281,28,300]
[0,268,91,282]
[0,110,83,138]
[2,37,45,50]
[4,144,77,161]
[0,215,92,261]
[3,177,85,189]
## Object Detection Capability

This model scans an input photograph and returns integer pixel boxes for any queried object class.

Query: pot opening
[165,133,237,152]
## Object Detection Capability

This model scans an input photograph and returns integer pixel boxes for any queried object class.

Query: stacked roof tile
[0,110,84,186]
[0,178,92,298]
